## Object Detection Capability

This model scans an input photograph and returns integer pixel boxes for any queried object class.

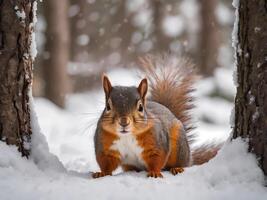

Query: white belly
[110,134,146,169]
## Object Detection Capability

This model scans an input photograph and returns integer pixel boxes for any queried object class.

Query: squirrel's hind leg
[169,167,184,175]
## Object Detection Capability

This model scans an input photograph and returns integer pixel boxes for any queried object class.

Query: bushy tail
[139,54,198,135]
[191,143,223,165]
[139,54,223,165]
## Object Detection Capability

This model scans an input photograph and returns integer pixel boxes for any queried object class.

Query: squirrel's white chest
[110,134,146,169]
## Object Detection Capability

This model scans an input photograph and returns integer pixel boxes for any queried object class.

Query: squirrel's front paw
[92,172,111,179]
[147,171,163,178]
[170,167,184,175]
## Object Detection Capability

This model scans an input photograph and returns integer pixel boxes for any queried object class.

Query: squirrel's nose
[119,117,130,127]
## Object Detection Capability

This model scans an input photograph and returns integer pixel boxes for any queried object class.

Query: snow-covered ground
[1,68,267,200]
[1,138,266,200]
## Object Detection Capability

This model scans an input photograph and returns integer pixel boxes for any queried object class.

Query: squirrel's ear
[138,78,148,99]
[102,74,112,97]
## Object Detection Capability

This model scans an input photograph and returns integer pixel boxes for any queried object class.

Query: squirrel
[93,55,221,178]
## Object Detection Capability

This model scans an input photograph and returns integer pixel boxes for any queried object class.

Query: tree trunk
[69,0,91,62]
[43,0,70,108]
[0,0,36,157]
[233,0,267,175]
[198,0,219,76]
[152,0,173,53]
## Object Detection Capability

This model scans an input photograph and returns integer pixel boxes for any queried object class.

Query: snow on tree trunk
[43,0,70,108]
[232,0,267,175]
[0,0,37,157]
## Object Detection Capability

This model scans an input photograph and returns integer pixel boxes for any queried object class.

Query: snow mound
[0,139,266,200]
[30,96,65,172]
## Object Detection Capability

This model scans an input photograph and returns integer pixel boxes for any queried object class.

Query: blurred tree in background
[33,0,235,107]
[43,0,70,108]
[198,0,219,76]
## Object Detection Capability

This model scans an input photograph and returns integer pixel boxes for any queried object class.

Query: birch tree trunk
[0,0,36,157]
[233,0,267,175]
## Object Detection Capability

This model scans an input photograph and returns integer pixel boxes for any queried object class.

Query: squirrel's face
[100,75,151,135]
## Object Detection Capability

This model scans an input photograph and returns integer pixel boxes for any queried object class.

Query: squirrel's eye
[138,103,143,112]
[106,102,111,111]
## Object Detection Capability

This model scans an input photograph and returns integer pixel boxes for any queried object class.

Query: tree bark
[233,0,267,175]
[198,0,220,76]
[0,0,36,157]
[43,0,70,108]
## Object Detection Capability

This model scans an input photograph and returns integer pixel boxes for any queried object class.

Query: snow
[254,27,261,33]
[218,45,234,69]
[139,40,153,52]
[162,15,184,37]
[29,1,38,61]
[216,3,234,26]
[252,108,259,122]
[87,0,96,4]
[29,94,65,172]
[35,15,46,53]
[76,34,90,46]
[107,52,122,65]
[180,0,199,20]
[131,31,143,44]
[232,0,240,87]
[126,0,146,13]
[89,12,100,22]
[68,5,80,18]
[16,9,26,20]
[214,67,236,98]
[1,138,266,200]
[132,9,152,28]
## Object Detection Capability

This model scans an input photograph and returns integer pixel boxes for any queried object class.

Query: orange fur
[101,118,118,135]
[100,130,119,152]
[94,152,120,177]
[136,127,166,177]
[93,130,120,178]
[165,121,181,168]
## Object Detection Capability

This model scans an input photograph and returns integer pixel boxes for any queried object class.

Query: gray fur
[176,126,191,167]
[94,114,104,155]
[147,101,191,167]
[146,101,175,153]
[109,86,140,116]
